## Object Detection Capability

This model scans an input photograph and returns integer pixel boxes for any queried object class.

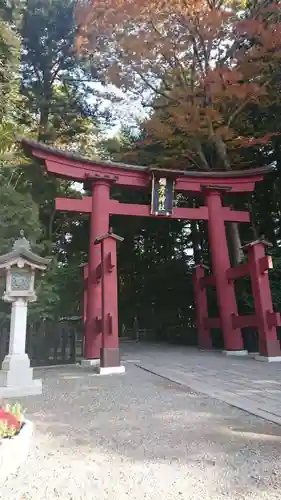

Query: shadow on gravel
[3,348,281,500]
[16,362,281,498]
[24,366,281,461]
[30,365,281,443]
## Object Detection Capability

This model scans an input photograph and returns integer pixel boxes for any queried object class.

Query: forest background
[1,0,281,345]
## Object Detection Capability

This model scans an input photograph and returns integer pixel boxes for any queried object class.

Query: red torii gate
[21,138,281,370]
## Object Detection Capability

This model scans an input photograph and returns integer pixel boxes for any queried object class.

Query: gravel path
[1,362,281,500]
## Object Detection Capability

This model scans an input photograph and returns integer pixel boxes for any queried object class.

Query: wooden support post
[82,264,88,325]
[205,188,244,352]
[94,230,125,373]
[243,240,281,359]
[193,265,212,350]
[85,179,111,361]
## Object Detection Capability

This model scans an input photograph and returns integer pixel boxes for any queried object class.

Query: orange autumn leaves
[75,0,281,170]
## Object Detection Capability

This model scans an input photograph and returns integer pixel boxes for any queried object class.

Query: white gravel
[1,362,281,500]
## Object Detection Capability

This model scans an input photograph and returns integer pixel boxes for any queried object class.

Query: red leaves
[239,132,281,148]
[0,408,21,432]
[76,0,281,171]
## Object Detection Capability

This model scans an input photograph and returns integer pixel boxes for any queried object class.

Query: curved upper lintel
[20,137,275,193]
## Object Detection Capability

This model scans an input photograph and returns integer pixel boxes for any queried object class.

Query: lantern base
[0,380,42,398]
[0,354,42,397]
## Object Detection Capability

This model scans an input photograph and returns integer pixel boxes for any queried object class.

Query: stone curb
[0,419,34,483]
[135,364,281,427]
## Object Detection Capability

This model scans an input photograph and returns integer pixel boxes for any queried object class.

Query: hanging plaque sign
[151,173,174,216]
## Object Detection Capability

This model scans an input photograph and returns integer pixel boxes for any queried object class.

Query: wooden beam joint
[227,263,249,281]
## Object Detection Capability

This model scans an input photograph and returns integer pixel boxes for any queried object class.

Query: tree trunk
[228,222,244,265]
[38,102,50,142]
[211,134,244,265]
[248,200,259,240]
[38,70,52,142]
[212,133,232,171]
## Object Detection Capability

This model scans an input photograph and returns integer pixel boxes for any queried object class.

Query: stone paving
[123,343,281,426]
[1,344,281,499]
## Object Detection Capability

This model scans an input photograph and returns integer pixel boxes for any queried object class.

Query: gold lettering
[158,177,167,211]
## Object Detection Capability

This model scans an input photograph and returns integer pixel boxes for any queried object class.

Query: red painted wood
[26,140,278,359]
[83,264,88,324]
[266,311,281,328]
[206,189,244,350]
[259,255,273,274]
[175,179,258,193]
[222,208,250,223]
[110,200,210,220]
[226,263,249,281]
[193,266,212,349]
[95,263,102,283]
[56,197,92,212]
[99,237,120,350]
[56,197,250,223]
[45,159,149,187]
[95,317,102,333]
[200,275,216,288]
[35,153,264,193]
[107,313,113,335]
[231,314,258,329]
[247,242,281,357]
[107,251,116,272]
[85,180,110,359]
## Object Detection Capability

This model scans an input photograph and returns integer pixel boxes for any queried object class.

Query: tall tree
[76,0,281,262]
[21,0,99,142]
[0,0,102,321]
[18,0,103,250]
[0,0,25,160]
[76,0,281,166]
[0,0,20,119]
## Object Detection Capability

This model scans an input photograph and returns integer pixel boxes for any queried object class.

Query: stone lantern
[0,231,50,397]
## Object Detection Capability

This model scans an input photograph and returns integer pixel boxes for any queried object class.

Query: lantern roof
[0,231,51,270]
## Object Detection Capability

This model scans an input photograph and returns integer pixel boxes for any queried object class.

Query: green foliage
[29,259,83,321]
[0,0,20,121]
[0,0,25,169]
[2,0,281,337]
[20,0,100,143]
[0,420,18,438]
[4,402,24,422]
[0,184,41,253]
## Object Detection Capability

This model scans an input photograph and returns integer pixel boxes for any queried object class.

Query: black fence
[119,324,156,342]
[0,319,83,367]
[167,325,197,345]
[2,319,268,365]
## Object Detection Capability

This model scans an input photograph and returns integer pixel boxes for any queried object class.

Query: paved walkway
[2,344,281,499]
[123,343,281,426]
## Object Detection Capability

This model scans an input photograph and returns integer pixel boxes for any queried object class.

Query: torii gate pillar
[95,230,125,374]
[19,138,277,360]
[83,177,112,365]
[205,187,245,353]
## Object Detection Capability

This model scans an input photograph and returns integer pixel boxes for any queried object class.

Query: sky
[89,82,149,138]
